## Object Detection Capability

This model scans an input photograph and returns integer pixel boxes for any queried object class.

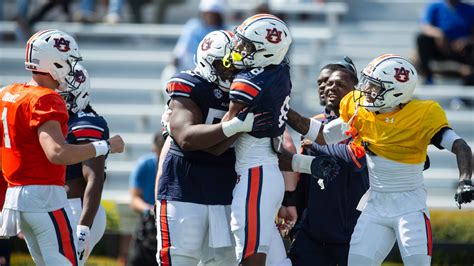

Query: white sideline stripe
[95,104,165,116]
[0,75,162,91]
[0,47,172,63]
[0,47,316,65]
[415,86,474,99]
[0,21,332,41]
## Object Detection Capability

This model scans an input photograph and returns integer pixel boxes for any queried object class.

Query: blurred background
[0,0,473,265]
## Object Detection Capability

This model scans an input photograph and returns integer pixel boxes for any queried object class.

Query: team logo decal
[53,37,71,52]
[201,38,213,51]
[265,28,282,44]
[213,88,223,99]
[74,70,86,83]
[394,67,410,83]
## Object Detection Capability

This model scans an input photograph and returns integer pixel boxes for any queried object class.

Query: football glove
[310,155,339,182]
[76,225,91,262]
[455,179,473,209]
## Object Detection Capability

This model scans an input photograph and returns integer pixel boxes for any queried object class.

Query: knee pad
[348,254,379,266]
[403,254,431,266]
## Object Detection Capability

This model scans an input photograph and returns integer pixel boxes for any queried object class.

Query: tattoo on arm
[452,139,473,182]
[287,109,310,135]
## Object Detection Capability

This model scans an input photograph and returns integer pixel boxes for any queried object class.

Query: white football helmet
[25,29,82,91]
[196,30,236,91]
[355,54,418,112]
[228,14,292,69]
[60,63,90,113]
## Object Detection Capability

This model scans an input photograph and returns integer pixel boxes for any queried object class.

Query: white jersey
[357,154,427,217]
[233,133,278,172]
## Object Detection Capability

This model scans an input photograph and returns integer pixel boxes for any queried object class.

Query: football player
[156,30,257,266]
[0,30,124,266]
[286,54,472,265]
[60,63,109,265]
[221,14,338,265]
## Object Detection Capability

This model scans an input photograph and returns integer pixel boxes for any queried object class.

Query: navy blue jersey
[66,109,110,181]
[158,71,237,205]
[230,62,291,138]
[296,139,369,244]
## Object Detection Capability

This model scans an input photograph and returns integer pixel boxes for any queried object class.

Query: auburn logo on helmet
[74,70,86,83]
[53,37,71,52]
[265,28,282,44]
[201,38,213,51]
[394,67,410,82]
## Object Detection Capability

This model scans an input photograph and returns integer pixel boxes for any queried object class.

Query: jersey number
[2,107,11,148]
[205,108,227,125]
[278,96,290,128]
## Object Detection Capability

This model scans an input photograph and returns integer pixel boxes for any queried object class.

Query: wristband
[291,154,313,174]
[77,224,90,234]
[222,117,243,137]
[92,140,110,157]
[282,190,298,207]
[304,118,322,141]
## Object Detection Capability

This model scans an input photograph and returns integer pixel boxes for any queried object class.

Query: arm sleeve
[310,142,366,172]
[29,94,68,129]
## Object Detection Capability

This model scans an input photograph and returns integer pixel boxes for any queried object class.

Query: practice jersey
[158,71,236,205]
[66,109,110,181]
[0,83,68,187]
[339,91,449,164]
[230,62,292,138]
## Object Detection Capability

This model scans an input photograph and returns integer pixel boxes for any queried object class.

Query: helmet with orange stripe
[227,14,292,69]
[354,54,418,112]
[196,30,238,91]
[59,63,91,114]
[25,29,82,91]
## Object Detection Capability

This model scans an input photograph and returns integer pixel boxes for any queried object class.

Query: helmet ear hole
[54,63,63,69]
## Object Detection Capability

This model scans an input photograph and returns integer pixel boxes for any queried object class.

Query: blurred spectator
[127,133,165,266]
[76,0,125,24]
[128,0,185,24]
[15,0,71,40]
[416,0,474,85]
[171,0,226,72]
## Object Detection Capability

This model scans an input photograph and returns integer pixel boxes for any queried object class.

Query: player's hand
[455,179,473,209]
[300,138,312,149]
[277,206,297,237]
[76,225,91,262]
[310,155,339,182]
[107,135,125,154]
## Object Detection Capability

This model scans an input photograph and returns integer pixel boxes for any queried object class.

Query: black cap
[336,56,357,76]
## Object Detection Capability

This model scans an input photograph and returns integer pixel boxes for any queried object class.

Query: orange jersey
[0,83,69,187]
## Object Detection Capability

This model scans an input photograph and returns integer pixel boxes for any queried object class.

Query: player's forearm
[286,108,311,135]
[130,195,153,214]
[176,123,229,151]
[282,171,299,191]
[421,24,444,39]
[79,176,104,227]
[452,139,472,182]
[203,134,239,156]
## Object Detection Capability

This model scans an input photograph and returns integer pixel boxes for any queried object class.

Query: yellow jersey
[339,91,449,164]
